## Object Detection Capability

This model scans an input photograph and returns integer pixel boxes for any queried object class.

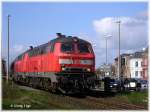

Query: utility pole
[7,14,11,83]
[116,20,121,80]
[105,38,108,77]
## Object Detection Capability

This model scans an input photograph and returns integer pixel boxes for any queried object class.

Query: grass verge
[2,80,148,110]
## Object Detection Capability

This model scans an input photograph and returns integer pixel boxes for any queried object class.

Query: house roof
[130,51,144,59]
[114,53,131,61]
[114,47,149,61]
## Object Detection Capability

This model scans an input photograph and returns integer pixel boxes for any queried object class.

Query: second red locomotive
[11,33,96,94]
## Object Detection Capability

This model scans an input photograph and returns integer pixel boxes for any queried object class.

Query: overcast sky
[2,2,148,68]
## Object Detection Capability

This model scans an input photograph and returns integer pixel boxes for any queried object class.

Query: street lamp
[142,47,146,51]
[104,35,112,65]
[116,20,121,80]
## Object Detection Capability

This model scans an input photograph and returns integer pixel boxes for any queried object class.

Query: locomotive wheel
[43,78,48,90]
[39,78,43,88]
[41,78,45,89]
[32,77,37,88]
[47,79,52,90]
[29,77,33,87]
[25,77,29,86]
[51,82,57,93]
[37,78,41,88]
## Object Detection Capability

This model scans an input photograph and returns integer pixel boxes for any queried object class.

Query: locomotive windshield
[77,43,90,53]
[61,43,74,52]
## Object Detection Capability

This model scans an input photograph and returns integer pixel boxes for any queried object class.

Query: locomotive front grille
[67,68,83,72]
[62,67,88,72]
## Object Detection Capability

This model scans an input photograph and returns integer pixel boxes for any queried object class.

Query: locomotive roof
[13,35,91,62]
[33,36,91,50]
[49,36,90,44]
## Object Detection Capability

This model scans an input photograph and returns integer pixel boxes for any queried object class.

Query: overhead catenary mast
[7,14,11,82]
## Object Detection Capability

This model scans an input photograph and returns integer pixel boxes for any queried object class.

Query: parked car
[123,78,137,91]
[138,79,148,90]
[123,78,148,91]
[109,79,121,92]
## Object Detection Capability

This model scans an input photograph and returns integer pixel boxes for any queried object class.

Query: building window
[135,61,138,67]
[121,58,125,65]
[135,71,138,77]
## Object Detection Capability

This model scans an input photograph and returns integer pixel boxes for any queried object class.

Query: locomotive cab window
[77,43,91,53]
[61,43,74,52]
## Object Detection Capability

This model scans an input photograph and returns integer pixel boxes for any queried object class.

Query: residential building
[141,48,148,80]
[114,47,148,80]
[129,58,143,79]
[114,53,131,79]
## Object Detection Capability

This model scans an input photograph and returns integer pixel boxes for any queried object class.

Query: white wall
[129,58,143,79]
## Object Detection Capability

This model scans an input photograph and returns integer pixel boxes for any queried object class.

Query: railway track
[86,96,146,110]
[65,95,119,109]
[18,84,147,110]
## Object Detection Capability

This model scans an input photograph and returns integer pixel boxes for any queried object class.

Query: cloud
[2,44,28,66]
[136,10,148,20]
[93,15,148,50]
[91,11,148,67]
[93,17,116,35]
[12,45,26,53]
[10,45,28,60]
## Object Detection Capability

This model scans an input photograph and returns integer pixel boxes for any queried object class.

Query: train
[11,33,97,94]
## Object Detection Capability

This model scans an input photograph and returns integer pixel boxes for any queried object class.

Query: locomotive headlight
[86,68,91,72]
[61,67,66,71]
[80,60,93,65]
[59,59,73,64]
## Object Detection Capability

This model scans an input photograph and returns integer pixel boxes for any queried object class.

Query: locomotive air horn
[56,33,62,38]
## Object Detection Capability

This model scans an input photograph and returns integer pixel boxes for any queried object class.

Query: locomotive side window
[28,50,32,57]
[28,48,41,57]
[40,45,47,54]
[77,43,90,53]
[17,54,24,60]
[61,43,74,52]
[28,44,52,57]
[50,42,55,52]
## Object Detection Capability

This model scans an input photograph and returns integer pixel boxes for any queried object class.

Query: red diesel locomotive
[11,33,96,94]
